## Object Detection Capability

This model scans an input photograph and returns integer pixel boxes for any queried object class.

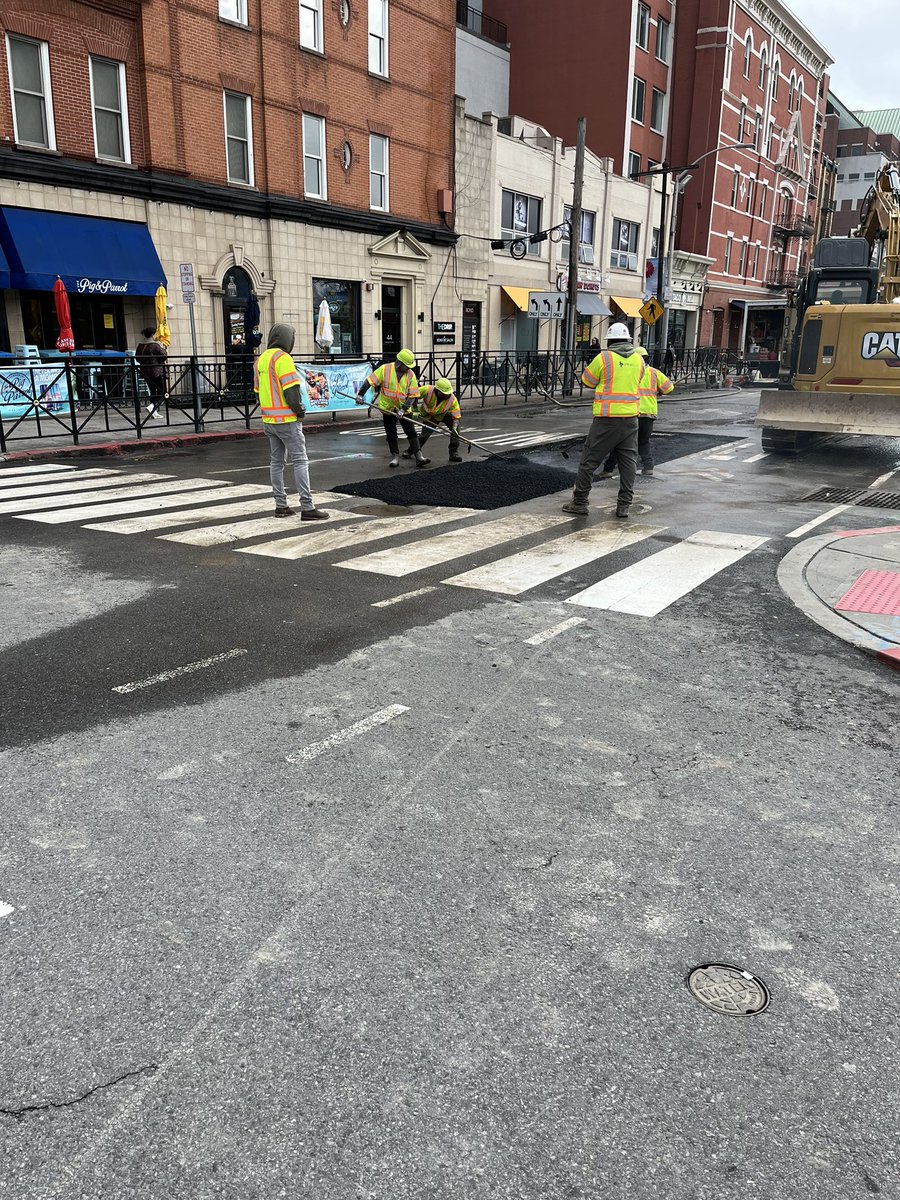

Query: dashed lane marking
[285,704,409,764]
[112,648,247,694]
[372,586,437,607]
[787,504,854,540]
[524,616,586,646]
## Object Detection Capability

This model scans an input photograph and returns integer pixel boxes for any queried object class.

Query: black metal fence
[0,347,754,451]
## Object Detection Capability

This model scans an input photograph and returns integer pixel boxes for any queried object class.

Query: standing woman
[356,348,430,469]
[135,326,167,419]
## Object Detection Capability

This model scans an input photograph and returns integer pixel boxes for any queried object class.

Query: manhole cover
[687,963,770,1016]
[799,486,866,504]
[856,490,900,511]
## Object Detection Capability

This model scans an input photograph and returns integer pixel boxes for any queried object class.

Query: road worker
[598,347,674,479]
[356,348,430,469]
[254,323,329,520]
[562,322,646,520]
[402,378,463,463]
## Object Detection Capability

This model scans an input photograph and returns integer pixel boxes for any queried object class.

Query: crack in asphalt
[0,1064,158,1121]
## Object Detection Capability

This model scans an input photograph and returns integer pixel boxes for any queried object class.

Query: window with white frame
[6,35,55,149]
[772,58,780,99]
[368,0,388,77]
[561,206,596,263]
[758,45,767,90]
[656,18,670,63]
[632,76,645,123]
[628,151,641,179]
[369,133,388,211]
[758,180,767,217]
[723,235,733,274]
[745,176,753,213]
[300,0,323,51]
[743,32,752,78]
[303,112,327,198]
[219,0,248,25]
[752,243,760,277]
[730,168,740,207]
[636,3,650,49]
[90,57,129,162]
[788,73,796,110]
[224,91,253,184]
[754,112,762,151]
[738,240,748,275]
[650,88,666,133]
[500,190,542,255]
[610,217,640,270]
[738,102,746,139]
[795,79,804,113]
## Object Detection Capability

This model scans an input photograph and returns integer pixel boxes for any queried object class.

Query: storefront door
[381,283,403,359]
[222,266,252,358]
[461,300,481,380]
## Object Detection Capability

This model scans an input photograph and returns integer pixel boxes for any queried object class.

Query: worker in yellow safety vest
[356,348,431,469]
[254,322,329,520]
[599,347,675,479]
[401,378,463,463]
[563,322,646,519]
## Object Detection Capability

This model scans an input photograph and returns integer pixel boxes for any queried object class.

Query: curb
[777,529,900,670]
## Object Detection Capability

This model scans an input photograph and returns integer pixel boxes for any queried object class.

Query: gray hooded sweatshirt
[265,323,304,416]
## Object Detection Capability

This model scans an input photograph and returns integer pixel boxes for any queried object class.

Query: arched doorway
[222,265,253,357]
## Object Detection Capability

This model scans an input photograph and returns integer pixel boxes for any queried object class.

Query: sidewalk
[778,526,900,669]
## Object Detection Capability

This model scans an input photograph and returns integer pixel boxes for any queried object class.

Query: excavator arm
[856,165,900,302]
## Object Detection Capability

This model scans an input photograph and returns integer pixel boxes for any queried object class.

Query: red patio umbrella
[54,278,75,352]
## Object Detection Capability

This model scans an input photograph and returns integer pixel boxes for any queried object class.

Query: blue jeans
[265,422,314,510]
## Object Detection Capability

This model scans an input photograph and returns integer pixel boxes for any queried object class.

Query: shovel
[333,390,509,460]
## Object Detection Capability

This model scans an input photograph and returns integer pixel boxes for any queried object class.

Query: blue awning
[0,236,9,289]
[0,207,166,296]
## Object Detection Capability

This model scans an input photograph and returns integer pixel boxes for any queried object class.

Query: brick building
[669,0,832,364]
[0,0,457,358]
[827,98,900,238]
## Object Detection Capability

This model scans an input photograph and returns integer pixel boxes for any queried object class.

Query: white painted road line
[0,467,121,489]
[786,505,853,540]
[445,523,662,596]
[744,453,769,463]
[0,901,14,920]
[160,506,367,546]
[338,513,566,577]
[0,471,171,500]
[371,586,437,607]
[285,704,409,764]
[524,616,586,646]
[85,492,349,534]
[870,468,899,489]
[112,648,247,694]
[0,463,76,475]
[238,507,477,561]
[17,484,268,525]
[566,530,769,616]
[0,477,228,517]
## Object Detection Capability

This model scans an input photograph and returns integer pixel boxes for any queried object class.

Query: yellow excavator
[756,164,900,452]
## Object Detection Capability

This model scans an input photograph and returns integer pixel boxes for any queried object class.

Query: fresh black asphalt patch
[332,432,735,510]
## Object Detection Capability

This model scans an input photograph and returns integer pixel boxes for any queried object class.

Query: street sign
[179,263,196,306]
[528,291,566,320]
[640,296,665,325]
[182,290,196,305]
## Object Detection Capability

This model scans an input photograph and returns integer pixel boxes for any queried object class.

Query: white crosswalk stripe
[0,467,123,490]
[0,463,77,475]
[566,530,769,616]
[445,523,663,595]
[237,507,477,561]
[0,476,230,517]
[15,484,268,524]
[0,471,172,500]
[337,513,567,577]
[85,492,350,535]
[160,501,366,546]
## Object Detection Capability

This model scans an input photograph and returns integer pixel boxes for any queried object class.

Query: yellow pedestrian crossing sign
[640,296,665,325]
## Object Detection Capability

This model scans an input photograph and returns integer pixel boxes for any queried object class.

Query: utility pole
[655,165,669,365]
[564,116,586,394]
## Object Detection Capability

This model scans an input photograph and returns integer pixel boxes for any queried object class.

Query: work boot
[562,500,589,516]
[301,508,329,521]
[389,455,400,468]
[615,503,630,519]
[641,464,654,476]
[449,453,463,463]
[415,454,431,469]
[273,506,295,518]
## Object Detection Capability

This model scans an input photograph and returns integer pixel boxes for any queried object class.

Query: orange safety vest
[254,349,301,423]
[639,366,675,418]
[416,385,461,421]
[366,362,420,413]
[581,350,644,418]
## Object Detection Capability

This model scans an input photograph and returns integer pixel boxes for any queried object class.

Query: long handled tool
[332,390,508,460]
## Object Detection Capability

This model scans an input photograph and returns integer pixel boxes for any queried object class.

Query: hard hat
[434,377,453,395]
[396,348,415,368]
[606,322,631,341]
[635,346,648,357]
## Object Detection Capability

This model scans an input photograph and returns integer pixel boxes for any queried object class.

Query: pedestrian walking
[562,322,645,520]
[597,348,674,479]
[356,348,430,469]
[403,378,463,463]
[135,326,167,419]
[254,323,329,520]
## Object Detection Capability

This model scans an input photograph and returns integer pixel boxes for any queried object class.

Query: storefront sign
[75,278,129,295]
[433,334,455,345]
[296,360,373,412]
[433,321,456,334]
[0,367,70,418]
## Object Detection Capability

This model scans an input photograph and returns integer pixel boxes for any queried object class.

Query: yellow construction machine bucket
[756,387,900,437]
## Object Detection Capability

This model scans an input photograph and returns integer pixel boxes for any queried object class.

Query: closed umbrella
[53,278,74,352]
[244,293,261,350]
[315,298,334,352]
[154,285,170,348]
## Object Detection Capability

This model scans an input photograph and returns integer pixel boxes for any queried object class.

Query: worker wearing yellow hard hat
[356,348,430,468]
[403,376,463,463]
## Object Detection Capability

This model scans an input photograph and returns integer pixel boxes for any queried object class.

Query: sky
[786,0,897,111]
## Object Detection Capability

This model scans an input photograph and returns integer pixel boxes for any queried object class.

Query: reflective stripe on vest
[592,350,643,418]
[418,385,460,421]
[256,349,299,423]
[367,362,419,412]
[639,366,675,417]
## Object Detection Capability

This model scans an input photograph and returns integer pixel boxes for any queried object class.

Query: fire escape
[766,206,814,291]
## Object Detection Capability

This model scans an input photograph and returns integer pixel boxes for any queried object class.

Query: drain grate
[800,486,867,504]
[687,963,770,1016]
[855,490,900,511]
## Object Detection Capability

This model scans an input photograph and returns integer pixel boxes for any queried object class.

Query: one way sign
[527,291,566,320]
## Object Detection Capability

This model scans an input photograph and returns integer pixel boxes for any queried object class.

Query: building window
[636,3,650,49]
[500,190,542,255]
[656,18,670,63]
[723,235,733,274]
[758,181,767,217]
[312,278,361,355]
[738,240,748,276]
[752,244,760,277]
[754,112,762,151]
[561,207,596,263]
[219,0,248,24]
[795,80,804,113]
[300,0,323,51]
[745,177,753,213]
[864,172,876,180]
[628,151,641,179]
[369,133,388,211]
[848,173,860,182]
[731,168,740,207]
[610,218,640,269]
[772,58,780,99]
[224,91,253,185]
[850,143,864,156]
[303,112,327,198]
[90,58,129,163]
[742,33,752,78]
[738,102,746,140]
[788,73,796,111]
[650,88,666,134]
[368,0,388,77]
[758,45,767,90]
[6,35,55,150]
[632,76,645,123]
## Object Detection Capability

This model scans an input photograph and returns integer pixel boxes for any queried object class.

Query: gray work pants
[265,421,314,510]
[573,416,638,507]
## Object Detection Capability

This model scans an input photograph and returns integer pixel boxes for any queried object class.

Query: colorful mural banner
[295,360,372,413]
[0,367,71,419]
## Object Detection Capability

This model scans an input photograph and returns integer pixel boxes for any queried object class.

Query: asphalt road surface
[1,392,898,1199]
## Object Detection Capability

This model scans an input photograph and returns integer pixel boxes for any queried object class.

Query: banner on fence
[0,367,70,419]
[295,360,372,413]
